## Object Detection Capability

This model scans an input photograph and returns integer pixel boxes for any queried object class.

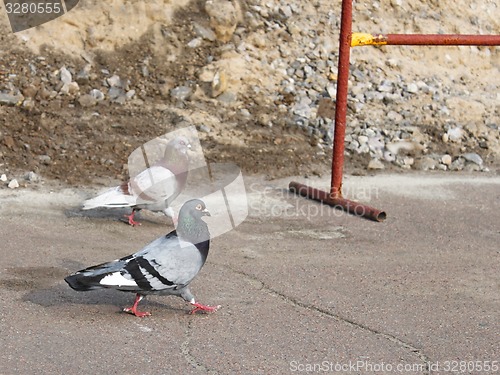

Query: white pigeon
[82,136,191,226]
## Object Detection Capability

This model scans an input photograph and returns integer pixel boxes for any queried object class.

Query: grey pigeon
[65,199,219,317]
[82,136,191,226]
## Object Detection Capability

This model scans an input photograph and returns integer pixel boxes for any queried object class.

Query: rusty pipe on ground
[289,181,387,222]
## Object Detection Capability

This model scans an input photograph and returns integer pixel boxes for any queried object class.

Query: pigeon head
[160,136,192,174]
[164,136,192,156]
[176,199,211,245]
[179,199,210,219]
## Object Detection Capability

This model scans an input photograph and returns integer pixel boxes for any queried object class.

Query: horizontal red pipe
[370,34,500,46]
[289,181,387,222]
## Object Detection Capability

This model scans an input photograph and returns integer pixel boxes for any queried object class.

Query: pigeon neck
[177,217,210,251]
[163,149,188,175]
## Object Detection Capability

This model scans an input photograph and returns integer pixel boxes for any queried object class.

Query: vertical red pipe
[330,0,353,198]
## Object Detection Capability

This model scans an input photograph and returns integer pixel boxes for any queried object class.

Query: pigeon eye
[195,204,203,211]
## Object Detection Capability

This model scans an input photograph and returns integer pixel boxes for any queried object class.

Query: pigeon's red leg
[124,209,141,226]
[189,302,221,314]
[123,294,151,317]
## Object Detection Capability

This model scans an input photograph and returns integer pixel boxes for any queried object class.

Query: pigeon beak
[202,208,211,216]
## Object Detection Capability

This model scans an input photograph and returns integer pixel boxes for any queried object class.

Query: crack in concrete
[181,319,220,374]
[218,263,431,374]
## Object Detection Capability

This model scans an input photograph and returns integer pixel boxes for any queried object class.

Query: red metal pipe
[377,34,500,46]
[330,0,353,198]
[289,181,387,222]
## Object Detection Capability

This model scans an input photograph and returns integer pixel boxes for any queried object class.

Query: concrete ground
[0,172,499,374]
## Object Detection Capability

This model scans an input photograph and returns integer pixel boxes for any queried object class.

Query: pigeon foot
[123,294,150,317]
[189,302,220,314]
[124,212,141,226]
[123,306,151,317]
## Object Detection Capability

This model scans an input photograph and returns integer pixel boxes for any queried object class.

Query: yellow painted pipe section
[351,33,388,47]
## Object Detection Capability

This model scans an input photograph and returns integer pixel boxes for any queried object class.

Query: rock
[0,174,7,182]
[170,86,193,101]
[365,128,376,137]
[406,83,418,94]
[367,159,385,170]
[464,162,481,172]
[0,93,23,106]
[22,98,35,110]
[187,38,203,48]
[449,157,465,171]
[78,94,97,107]
[125,90,135,99]
[37,155,52,165]
[193,22,216,41]
[441,154,452,165]
[8,179,19,189]
[377,80,393,93]
[60,67,72,84]
[357,135,368,145]
[280,5,293,18]
[462,152,483,166]
[447,127,464,142]
[326,84,336,98]
[90,89,105,101]
[108,87,125,101]
[107,75,123,88]
[292,96,313,118]
[26,171,40,182]
[386,110,403,122]
[211,70,228,98]
[60,81,79,95]
[216,91,237,103]
[415,156,438,171]
[198,124,211,133]
[205,0,241,42]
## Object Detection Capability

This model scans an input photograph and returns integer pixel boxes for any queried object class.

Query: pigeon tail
[65,273,100,291]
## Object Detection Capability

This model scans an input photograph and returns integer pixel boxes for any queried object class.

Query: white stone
[8,179,19,189]
[441,154,452,165]
[368,159,385,170]
[60,67,72,84]
[187,38,203,48]
[447,127,464,142]
[406,83,418,93]
[357,135,368,145]
[462,152,483,166]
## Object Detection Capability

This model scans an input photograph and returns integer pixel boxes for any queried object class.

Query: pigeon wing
[81,185,136,209]
[129,232,206,291]
[131,166,179,206]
